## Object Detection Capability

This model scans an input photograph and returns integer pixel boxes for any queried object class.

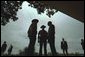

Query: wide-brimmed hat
[41,25,46,28]
[32,19,39,23]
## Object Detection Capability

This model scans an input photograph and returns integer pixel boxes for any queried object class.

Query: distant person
[1,41,7,55]
[8,45,13,55]
[27,19,39,55]
[47,21,57,56]
[38,25,48,56]
[81,39,84,50]
[61,38,68,55]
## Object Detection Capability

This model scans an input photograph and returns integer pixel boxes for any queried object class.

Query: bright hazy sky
[1,1,84,54]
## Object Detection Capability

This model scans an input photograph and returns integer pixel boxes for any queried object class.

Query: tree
[1,1,57,26]
[1,1,23,26]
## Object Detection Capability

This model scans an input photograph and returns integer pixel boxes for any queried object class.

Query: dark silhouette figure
[47,21,57,56]
[1,41,7,55]
[81,39,84,50]
[8,45,13,55]
[61,38,68,55]
[27,19,39,55]
[38,25,48,56]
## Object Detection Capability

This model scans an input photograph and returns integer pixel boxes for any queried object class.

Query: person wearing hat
[47,21,57,56]
[27,19,39,55]
[38,25,48,56]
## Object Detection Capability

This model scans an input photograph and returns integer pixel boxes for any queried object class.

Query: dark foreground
[1,53,84,56]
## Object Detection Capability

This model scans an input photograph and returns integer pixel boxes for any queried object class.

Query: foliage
[1,1,56,26]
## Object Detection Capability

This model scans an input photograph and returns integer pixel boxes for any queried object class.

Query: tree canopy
[1,1,56,26]
[1,1,84,26]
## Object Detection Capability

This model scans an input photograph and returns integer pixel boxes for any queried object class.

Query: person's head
[41,25,46,30]
[62,38,64,41]
[11,44,13,47]
[81,39,84,42]
[48,21,52,26]
[4,41,6,44]
[32,19,39,24]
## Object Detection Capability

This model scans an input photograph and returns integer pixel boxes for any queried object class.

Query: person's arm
[38,31,40,43]
[27,25,31,37]
[61,42,63,49]
[65,41,68,49]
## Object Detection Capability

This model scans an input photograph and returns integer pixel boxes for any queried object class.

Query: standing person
[81,39,84,50]
[1,41,7,55]
[38,25,48,56]
[8,45,13,55]
[61,38,68,55]
[27,19,39,55]
[47,21,57,56]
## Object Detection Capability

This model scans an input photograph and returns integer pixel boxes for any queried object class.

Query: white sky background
[1,1,84,54]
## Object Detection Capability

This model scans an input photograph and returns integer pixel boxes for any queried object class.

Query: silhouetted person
[47,21,57,56]
[8,45,13,55]
[61,38,68,55]
[81,39,84,50]
[1,41,7,55]
[27,19,39,55]
[38,25,48,56]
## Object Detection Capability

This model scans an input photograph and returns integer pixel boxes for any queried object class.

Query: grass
[1,47,84,56]
[1,52,84,56]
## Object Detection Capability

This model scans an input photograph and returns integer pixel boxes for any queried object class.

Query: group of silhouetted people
[1,41,13,55]
[1,19,84,56]
[27,19,57,56]
[60,38,84,56]
[27,19,84,56]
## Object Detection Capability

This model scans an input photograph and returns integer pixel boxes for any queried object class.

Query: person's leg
[28,37,36,55]
[28,37,34,49]
[49,40,56,56]
[27,38,33,55]
[66,49,68,55]
[39,42,43,56]
[8,51,11,55]
[44,42,47,56]
[1,51,4,55]
[83,46,84,50]
[31,37,36,50]
[63,49,65,55]
[1,50,5,55]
